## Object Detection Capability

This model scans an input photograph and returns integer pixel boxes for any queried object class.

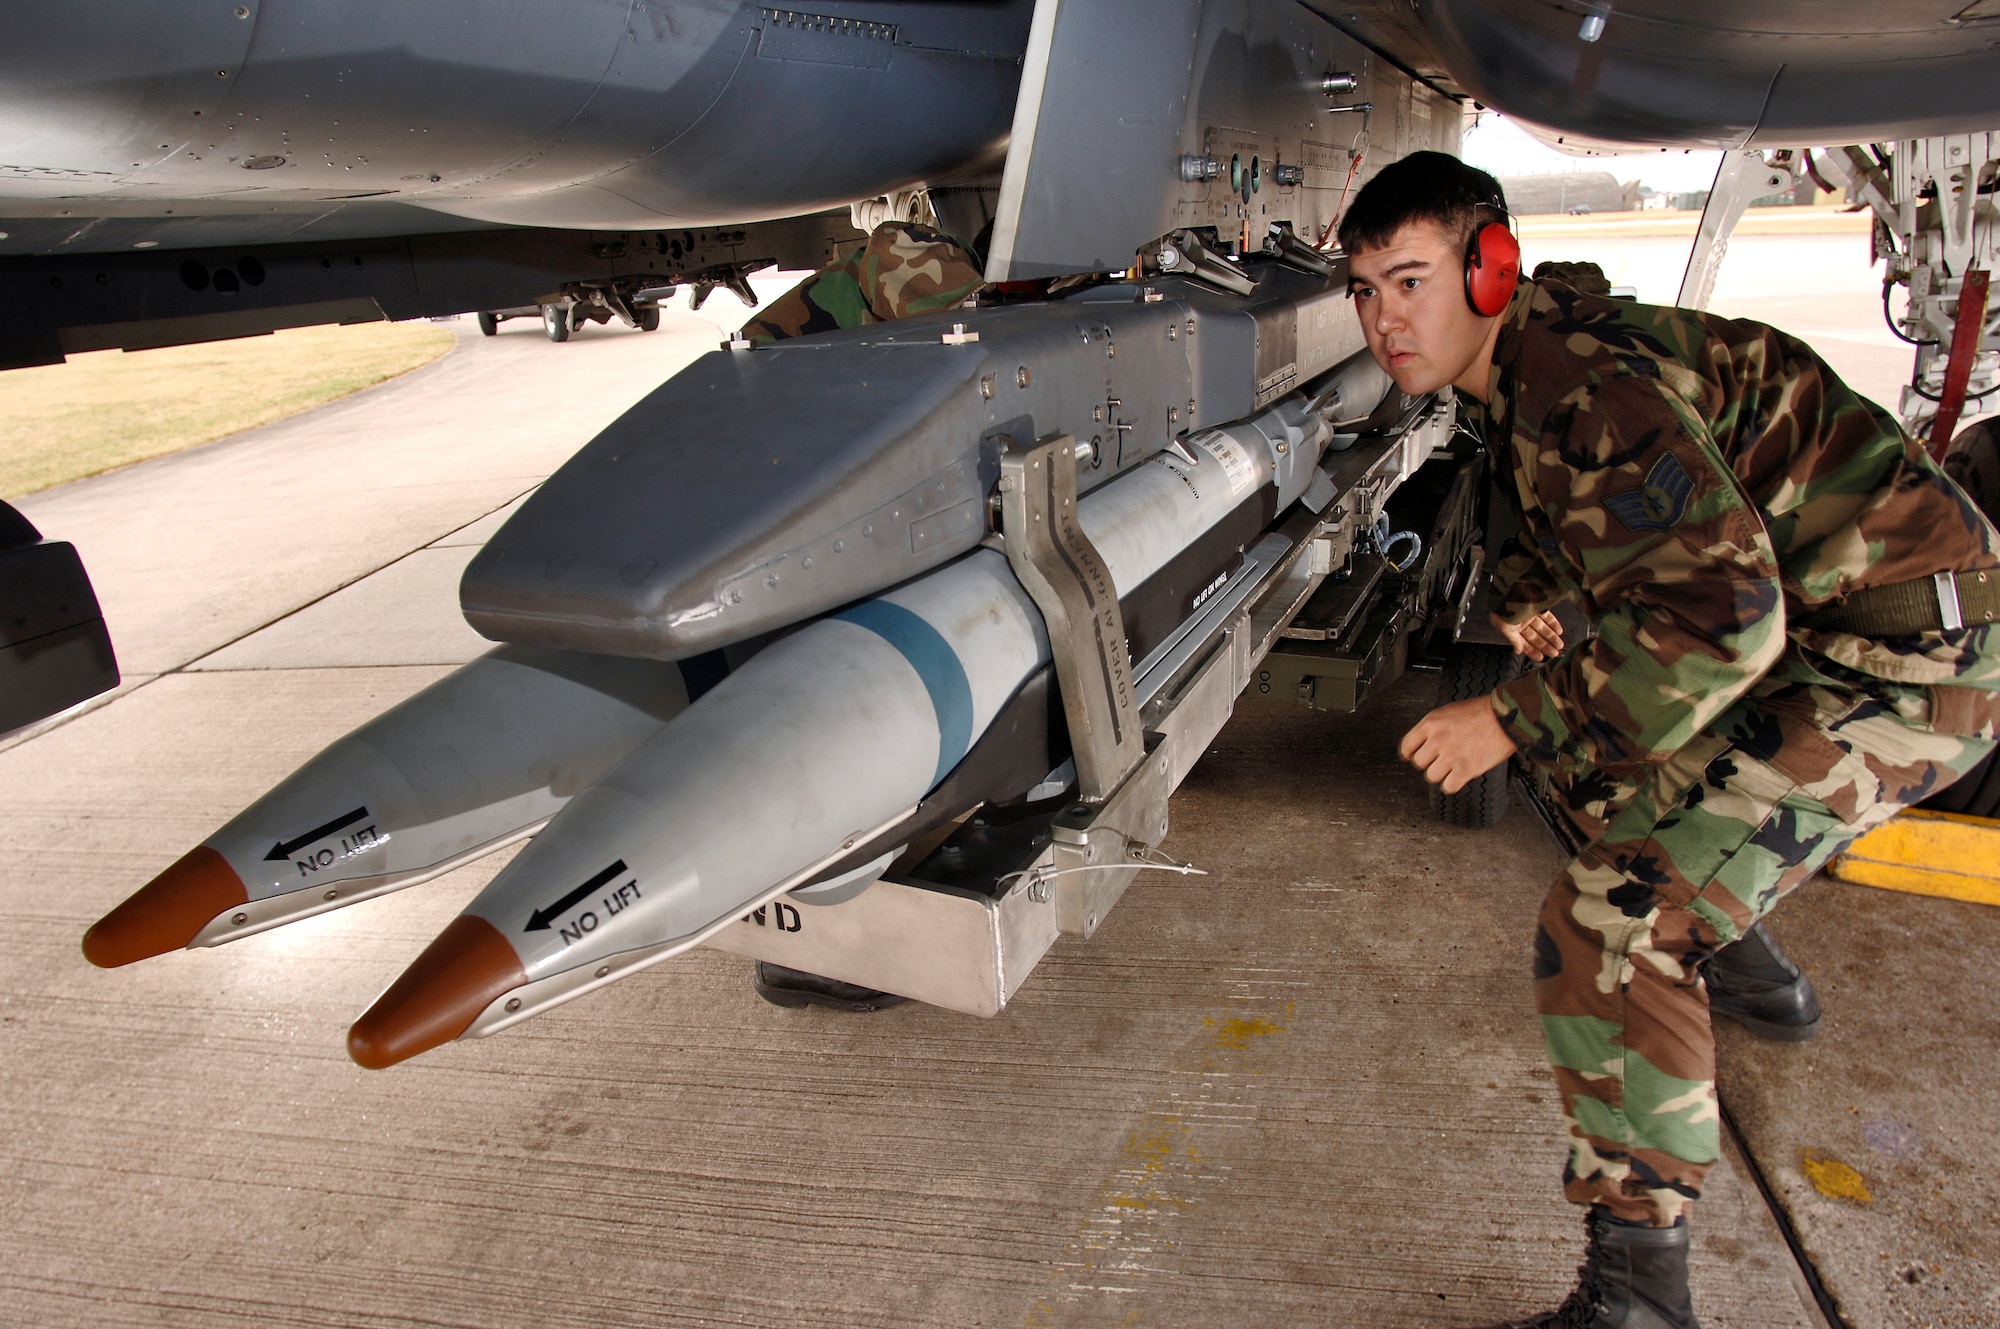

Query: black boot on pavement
[1471,1206,1700,1329]
[1705,921,1822,1042]
[753,961,909,1012]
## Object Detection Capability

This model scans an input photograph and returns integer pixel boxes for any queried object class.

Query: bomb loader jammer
[82,239,1511,1068]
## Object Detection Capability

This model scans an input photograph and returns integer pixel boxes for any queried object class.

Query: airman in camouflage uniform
[1344,151,2000,1327]
[738,220,984,344]
[1474,272,2000,1229]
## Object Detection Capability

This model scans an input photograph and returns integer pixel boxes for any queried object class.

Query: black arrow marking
[265,806,371,861]
[527,860,627,932]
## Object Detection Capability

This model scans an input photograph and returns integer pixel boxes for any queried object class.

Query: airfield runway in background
[2,230,1994,1328]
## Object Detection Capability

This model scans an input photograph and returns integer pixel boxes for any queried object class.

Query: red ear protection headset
[1464,216,1521,317]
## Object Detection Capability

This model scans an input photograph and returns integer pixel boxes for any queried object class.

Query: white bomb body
[443,378,1346,1026]
[192,646,695,944]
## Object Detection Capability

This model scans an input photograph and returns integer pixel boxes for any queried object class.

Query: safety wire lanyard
[999,848,1208,896]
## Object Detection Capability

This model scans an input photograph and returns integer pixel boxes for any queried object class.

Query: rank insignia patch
[1604,451,1695,533]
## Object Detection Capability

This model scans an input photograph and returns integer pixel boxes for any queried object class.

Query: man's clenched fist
[1398,695,1518,794]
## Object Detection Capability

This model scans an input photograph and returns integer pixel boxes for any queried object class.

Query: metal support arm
[1678,150,1799,311]
[997,433,1146,802]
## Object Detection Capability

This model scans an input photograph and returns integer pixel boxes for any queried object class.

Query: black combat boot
[753,961,908,1012]
[1705,921,1822,1042]
[1471,1207,1700,1328]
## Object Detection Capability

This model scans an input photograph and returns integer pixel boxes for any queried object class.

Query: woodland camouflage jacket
[1464,276,2000,779]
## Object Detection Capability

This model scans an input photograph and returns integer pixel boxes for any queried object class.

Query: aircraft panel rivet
[231,912,248,926]
[323,889,338,901]
[505,998,522,1013]
[234,5,249,15]
[596,966,611,978]
[1017,366,1030,388]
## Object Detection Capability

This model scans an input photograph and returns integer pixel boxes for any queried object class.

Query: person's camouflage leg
[739,220,983,345]
[1534,685,1992,1228]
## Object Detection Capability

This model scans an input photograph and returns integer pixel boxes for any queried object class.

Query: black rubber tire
[1428,642,1525,829]
[633,303,661,332]
[542,303,570,343]
[475,310,498,337]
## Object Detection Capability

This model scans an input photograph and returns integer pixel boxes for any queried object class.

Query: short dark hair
[1336,151,1508,256]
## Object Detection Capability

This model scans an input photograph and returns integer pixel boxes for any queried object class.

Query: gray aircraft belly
[0,0,1030,244]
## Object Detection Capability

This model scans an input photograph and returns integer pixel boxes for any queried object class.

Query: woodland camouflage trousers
[1534,675,1993,1227]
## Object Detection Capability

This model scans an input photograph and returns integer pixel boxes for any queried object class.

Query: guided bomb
[83,254,1427,1067]
[82,646,707,967]
[350,350,1381,1067]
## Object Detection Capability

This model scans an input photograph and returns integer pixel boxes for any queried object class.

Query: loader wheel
[542,303,570,342]
[1428,642,1524,829]
[476,311,498,337]
[634,303,661,332]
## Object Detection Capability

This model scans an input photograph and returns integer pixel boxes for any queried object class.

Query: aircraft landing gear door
[998,433,1168,939]
[1677,149,1801,312]
[0,500,119,734]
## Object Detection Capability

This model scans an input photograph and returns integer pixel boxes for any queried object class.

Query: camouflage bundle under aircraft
[6,1,1998,1060]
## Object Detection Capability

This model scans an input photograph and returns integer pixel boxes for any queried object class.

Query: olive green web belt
[1803,569,2000,638]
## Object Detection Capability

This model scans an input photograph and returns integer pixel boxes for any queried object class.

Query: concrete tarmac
[0,239,1990,1328]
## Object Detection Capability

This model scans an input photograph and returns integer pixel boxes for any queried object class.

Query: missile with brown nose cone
[347,349,1393,1067]
[81,645,711,967]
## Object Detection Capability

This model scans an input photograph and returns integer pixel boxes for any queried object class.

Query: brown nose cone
[347,915,527,1069]
[82,846,248,968]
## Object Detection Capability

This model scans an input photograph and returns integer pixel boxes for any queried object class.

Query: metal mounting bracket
[1049,739,1172,937]
[997,432,1145,802]
[999,431,1165,940]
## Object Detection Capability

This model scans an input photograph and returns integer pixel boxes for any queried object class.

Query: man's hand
[1493,609,1564,662]
[1398,695,1518,794]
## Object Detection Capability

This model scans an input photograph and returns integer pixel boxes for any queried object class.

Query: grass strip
[0,320,455,498]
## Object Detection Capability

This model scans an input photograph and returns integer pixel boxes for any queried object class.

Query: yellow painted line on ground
[1831,809,2000,907]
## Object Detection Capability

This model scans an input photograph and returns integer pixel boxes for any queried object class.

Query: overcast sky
[1461,113,1730,194]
